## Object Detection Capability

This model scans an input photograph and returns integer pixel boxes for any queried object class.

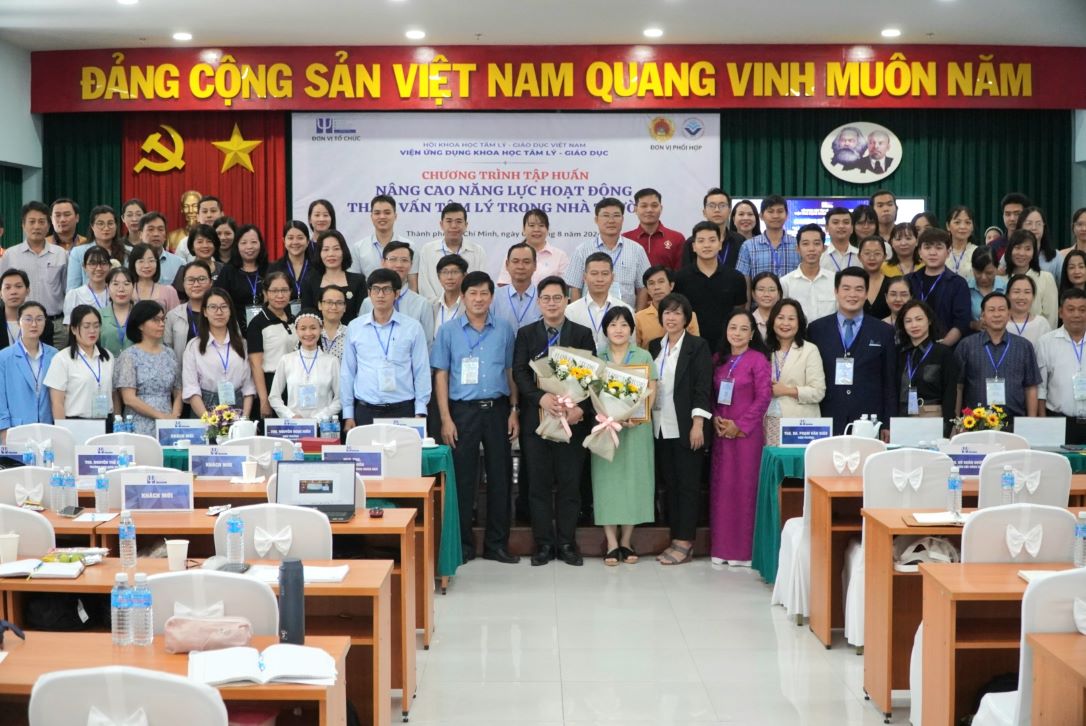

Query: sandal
[658,542,693,566]
[619,546,639,564]
[604,548,621,566]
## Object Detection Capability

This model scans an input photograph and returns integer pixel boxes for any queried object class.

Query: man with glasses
[680,188,745,270]
[432,254,466,332]
[566,197,650,309]
[341,268,431,429]
[46,198,85,252]
[359,241,434,344]
[0,202,68,347]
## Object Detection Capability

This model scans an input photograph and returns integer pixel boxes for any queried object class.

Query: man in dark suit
[513,275,596,566]
[806,267,898,437]
[857,130,894,175]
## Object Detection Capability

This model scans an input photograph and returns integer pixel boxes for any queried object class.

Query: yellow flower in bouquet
[962,415,976,429]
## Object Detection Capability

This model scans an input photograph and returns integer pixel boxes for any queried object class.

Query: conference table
[0,559,391,726]
[806,473,1086,649]
[0,632,351,726]
[1028,632,1086,724]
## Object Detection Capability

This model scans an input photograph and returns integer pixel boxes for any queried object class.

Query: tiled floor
[396,558,909,725]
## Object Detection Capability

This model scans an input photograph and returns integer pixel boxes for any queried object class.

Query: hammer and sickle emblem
[133,124,185,173]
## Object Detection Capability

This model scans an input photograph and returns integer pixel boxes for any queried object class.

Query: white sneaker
[727,560,752,567]
[711,557,726,566]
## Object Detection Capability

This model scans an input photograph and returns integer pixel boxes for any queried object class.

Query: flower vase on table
[200,404,244,445]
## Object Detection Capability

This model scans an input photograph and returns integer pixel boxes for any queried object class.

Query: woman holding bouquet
[592,306,657,565]
[710,308,772,566]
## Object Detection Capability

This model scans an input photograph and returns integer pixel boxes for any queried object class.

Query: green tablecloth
[162,444,461,577]
[1056,448,1086,473]
[751,447,805,584]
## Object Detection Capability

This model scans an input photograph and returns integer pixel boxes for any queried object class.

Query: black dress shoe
[557,544,584,566]
[483,548,521,564]
[531,545,555,566]
[462,547,477,563]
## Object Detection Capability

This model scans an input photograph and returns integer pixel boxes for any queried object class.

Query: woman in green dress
[592,306,658,565]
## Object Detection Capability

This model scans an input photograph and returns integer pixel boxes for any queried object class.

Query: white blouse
[268,347,342,420]
[43,346,116,418]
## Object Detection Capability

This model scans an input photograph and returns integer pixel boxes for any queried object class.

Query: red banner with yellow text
[121,113,287,258]
[31,44,1086,113]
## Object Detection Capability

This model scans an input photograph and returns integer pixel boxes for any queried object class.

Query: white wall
[0,37,43,200]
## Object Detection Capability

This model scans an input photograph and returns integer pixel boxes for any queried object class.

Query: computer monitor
[274,461,357,509]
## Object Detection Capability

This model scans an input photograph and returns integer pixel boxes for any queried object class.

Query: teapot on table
[844,414,882,439]
[227,419,257,440]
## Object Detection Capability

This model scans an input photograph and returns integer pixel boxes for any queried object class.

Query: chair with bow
[771,435,886,623]
[950,430,1029,451]
[146,570,279,635]
[908,503,1076,724]
[977,450,1071,509]
[6,423,76,470]
[265,473,367,508]
[972,567,1086,726]
[344,424,422,478]
[86,433,163,467]
[842,448,953,648]
[0,467,54,508]
[104,466,177,510]
[29,665,228,725]
[212,503,332,560]
[0,503,55,556]
[223,436,294,479]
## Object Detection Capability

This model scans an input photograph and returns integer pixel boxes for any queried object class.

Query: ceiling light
[117,0,138,5]
[172,31,192,41]
[643,27,664,39]
[405,29,426,40]
[881,28,902,38]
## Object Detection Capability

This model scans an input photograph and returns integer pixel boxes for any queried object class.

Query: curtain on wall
[719,109,1072,241]
[0,164,22,249]
[42,113,123,227]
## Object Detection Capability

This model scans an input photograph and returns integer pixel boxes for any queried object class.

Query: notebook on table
[273,461,356,522]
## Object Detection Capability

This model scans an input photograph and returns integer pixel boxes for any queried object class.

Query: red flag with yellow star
[121,112,287,257]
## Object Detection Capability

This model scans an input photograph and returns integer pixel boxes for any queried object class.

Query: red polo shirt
[622,222,685,270]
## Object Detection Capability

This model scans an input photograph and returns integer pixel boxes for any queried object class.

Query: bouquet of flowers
[951,404,1007,433]
[200,404,243,442]
[582,366,650,461]
[528,346,603,443]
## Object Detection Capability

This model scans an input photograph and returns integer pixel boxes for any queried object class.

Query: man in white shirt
[782,224,838,323]
[566,252,633,352]
[565,198,649,309]
[820,206,858,273]
[1037,288,1086,443]
[359,241,435,345]
[0,201,67,346]
[350,194,419,289]
[417,202,487,301]
[492,242,542,331]
[431,253,466,332]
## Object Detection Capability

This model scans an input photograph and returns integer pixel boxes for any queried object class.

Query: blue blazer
[0,342,57,431]
[806,314,898,435]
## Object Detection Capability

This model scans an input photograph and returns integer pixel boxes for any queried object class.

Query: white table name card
[122,471,194,511]
[373,417,427,440]
[74,446,134,485]
[937,442,1003,476]
[263,418,318,442]
[188,445,248,478]
[155,419,209,447]
[321,445,384,478]
[779,418,834,447]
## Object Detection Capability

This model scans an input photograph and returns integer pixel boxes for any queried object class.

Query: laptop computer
[274,461,356,522]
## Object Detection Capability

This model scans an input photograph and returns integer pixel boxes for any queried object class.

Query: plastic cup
[166,539,189,571]
[242,461,258,481]
[0,533,19,563]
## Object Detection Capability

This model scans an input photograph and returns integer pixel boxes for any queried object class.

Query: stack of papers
[0,558,85,579]
[911,512,969,526]
[246,564,349,584]
[188,644,337,686]
[1018,570,1063,583]
[73,512,119,523]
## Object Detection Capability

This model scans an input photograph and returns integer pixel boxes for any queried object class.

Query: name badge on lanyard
[217,381,236,406]
[986,377,1006,406]
[835,357,854,385]
[1074,374,1086,402]
[372,320,398,392]
[245,306,262,325]
[289,300,301,317]
[717,353,745,405]
[907,387,919,415]
[461,356,480,385]
[297,350,318,407]
[80,352,111,418]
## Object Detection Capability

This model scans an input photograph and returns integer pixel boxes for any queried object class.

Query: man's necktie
[873,160,883,173]
[843,318,856,350]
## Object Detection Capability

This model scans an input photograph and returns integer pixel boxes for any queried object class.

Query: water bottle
[1000,465,1016,506]
[272,447,283,464]
[62,467,77,511]
[1075,513,1086,568]
[226,513,244,565]
[48,468,63,512]
[119,510,137,569]
[130,572,153,646]
[278,558,305,644]
[947,466,963,517]
[42,446,54,469]
[110,572,132,646]
[125,414,135,434]
[293,442,305,461]
[21,444,34,467]
[94,467,110,514]
[318,417,329,439]
[331,417,340,442]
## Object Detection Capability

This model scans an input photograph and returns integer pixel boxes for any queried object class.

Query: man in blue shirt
[431,271,520,564]
[491,242,542,331]
[341,268,431,429]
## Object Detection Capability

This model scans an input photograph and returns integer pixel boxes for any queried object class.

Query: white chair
[29,665,228,725]
[770,435,886,622]
[6,423,75,469]
[146,569,279,635]
[842,448,953,647]
[345,423,422,478]
[950,430,1029,450]
[909,504,1076,724]
[86,432,164,467]
[226,435,294,479]
[104,465,177,510]
[977,450,1071,509]
[973,567,1086,725]
[266,472,367,507]
[213,502,332,560]
[0,467,54,508]
[0,503,55,556]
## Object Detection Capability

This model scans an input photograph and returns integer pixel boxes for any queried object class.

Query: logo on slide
[647,117,675,142]
[682,118,705,139]
[314,117,358,136]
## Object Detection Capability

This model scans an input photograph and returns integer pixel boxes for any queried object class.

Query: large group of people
[0,187,1084,567]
